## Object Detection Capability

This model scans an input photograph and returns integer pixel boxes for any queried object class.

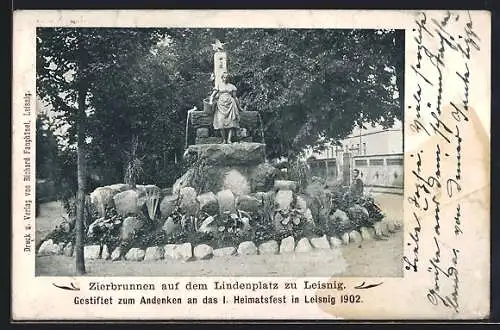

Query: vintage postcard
[12,9,490,320]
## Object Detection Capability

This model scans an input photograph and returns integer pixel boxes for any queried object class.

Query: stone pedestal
[190,110,261,144]
[173,142,277,196]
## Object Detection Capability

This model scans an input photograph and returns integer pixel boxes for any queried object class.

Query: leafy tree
[85,40,187,188]
[38,28,403,193]
[166,28,404,159]
[36,114,61,181]
[37,28,162,274]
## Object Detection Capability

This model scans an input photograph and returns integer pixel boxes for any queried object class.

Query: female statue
[209,72,242,144]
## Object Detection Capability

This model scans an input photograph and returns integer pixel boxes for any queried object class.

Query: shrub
[359,196,384,226]
[85,207,126,250]
[213,210,252,248]
[254,191,276,226]
[43,223,75,245]
[287,158,311,192]
[272,194,313,240]
[303,183,386,236]
[252,220,277,245]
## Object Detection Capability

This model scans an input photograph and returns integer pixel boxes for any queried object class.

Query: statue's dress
[213,83,240,130]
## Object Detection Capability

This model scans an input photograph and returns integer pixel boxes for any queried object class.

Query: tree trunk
[75,36,88,275]
[75,133,86,274]
[75,85,87,275]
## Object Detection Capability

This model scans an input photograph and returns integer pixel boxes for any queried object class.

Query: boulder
[87,217,105,238]
[106,183,130,192]
[223,169,251,196]
[144,246,164,261]
[384,219,402,232]
[275,190,294,210]
[330,236,343,248]
[84,245,101,260]
[347,204,370,226]
[173,169,195,196]
[90,187,119,217]
[331,209,350,222]
[217,189,236,215]
[258,240,279,255]
[159,195,178,218]
[63,242,74,257]
[295,237,313,253]
[101,245,110,260]
[198,216,217,234]
[394,220,403,230]
[310,235,330,249]
[111,247,122,261]
[176,165,254,197]
[385,219,396,233]
[250,163,278,192]
[235,194,261,213]
[162,217,180,235]
[349,230,363,244]
[197,192,218,215]
[237,241,258,256]
[194,244,214,260]
[360,226,375,241]
[213,246,237,257]
[113,190,140,217]
[38,239,61,256]
[184,142,266,166]
[341,232,350,245]
[124,248,145,261]
[328,209,350,233]
[274,180,298,191]
[163,244,177,260]
[373,221,389,237]
[120,216,143,241]
[279,236,295,254]
[174,243,193,261]
[179,187,199,215]
[57,242,66,254]
[134,185,147,208]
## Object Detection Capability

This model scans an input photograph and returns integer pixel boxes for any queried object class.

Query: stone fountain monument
[173,41,278,197]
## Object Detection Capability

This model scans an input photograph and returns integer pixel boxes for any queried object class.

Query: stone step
[196,137,223,144]
[195,137,253,144]
[190,110,260,130]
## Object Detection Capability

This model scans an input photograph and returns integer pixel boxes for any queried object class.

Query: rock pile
[37,217,400,262]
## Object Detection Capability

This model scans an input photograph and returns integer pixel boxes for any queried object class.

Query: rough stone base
[174,164,277,196]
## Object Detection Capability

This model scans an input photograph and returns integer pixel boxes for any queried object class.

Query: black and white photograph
[34,27,405,277]
[11,8,491,321]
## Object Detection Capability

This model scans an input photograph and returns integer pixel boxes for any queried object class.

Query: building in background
[305,120,403,194]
